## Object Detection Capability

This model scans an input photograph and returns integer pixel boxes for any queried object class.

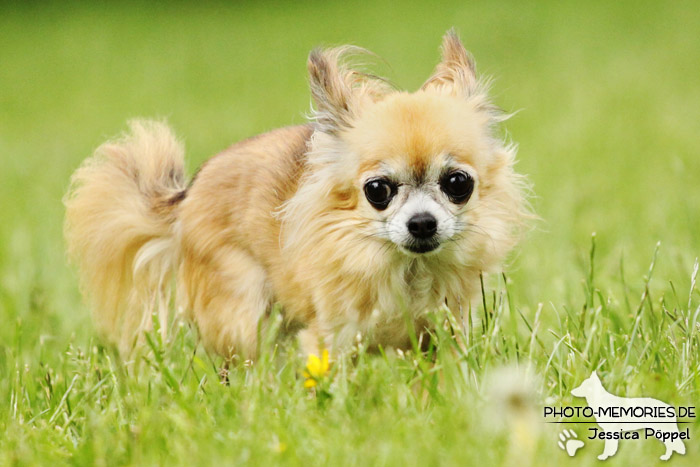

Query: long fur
[64,120,187,354]
[65,31,530,359]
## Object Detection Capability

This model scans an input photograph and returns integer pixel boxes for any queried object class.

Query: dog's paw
[558,429,584,457]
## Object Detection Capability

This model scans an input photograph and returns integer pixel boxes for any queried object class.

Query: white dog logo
[571,371,686,461]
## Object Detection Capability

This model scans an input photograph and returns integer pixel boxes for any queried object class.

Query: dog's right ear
[307,47,390,134]
[307,48,357,134]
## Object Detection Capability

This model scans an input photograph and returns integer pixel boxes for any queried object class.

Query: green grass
[2,1,700,465]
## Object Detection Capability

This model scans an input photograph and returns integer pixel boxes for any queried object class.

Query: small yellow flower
[276,442,287,453]
[303,349,330,388]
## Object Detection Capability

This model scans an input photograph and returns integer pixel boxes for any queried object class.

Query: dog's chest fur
[317,255,460,349]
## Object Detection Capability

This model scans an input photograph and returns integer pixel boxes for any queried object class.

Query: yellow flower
[303,349,330,388]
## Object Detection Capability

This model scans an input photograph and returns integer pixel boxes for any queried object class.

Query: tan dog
[64,31,528,360]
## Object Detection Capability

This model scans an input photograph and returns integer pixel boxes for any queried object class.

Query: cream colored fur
[64,31,529,359]
[64,121,186,354]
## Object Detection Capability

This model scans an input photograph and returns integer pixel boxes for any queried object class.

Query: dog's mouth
[403,239,441,254]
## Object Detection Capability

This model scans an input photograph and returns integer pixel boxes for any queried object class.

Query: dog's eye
[364,178,395,210]
[441,170,474,203]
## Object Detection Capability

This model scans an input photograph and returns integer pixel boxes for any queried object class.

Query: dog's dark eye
[364,178,395,210]
[441,170,474,203]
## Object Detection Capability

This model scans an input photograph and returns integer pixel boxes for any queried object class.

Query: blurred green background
[1,1,699,463]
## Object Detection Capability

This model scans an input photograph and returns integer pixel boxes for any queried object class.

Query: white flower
[480,364,541,465]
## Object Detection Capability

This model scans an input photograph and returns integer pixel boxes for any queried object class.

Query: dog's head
[283,30,528,276]
[571,371,602,398]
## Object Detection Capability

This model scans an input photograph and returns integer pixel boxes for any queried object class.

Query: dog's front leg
[298,323,329,357]
[598,436,619,460]
[298,317,358,357]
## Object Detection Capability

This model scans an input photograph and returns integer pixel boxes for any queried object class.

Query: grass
[1,0,700,465]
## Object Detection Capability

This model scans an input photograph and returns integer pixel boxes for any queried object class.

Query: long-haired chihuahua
[64,30,529,360]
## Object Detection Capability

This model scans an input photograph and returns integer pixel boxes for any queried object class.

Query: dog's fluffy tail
[64,120,188,354]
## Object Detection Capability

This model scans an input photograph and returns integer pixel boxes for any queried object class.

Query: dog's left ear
[421,29,478,96]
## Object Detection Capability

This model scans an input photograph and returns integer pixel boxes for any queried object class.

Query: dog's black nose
[407,212,438,239]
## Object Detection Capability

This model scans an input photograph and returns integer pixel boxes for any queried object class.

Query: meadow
[1,1,700,465]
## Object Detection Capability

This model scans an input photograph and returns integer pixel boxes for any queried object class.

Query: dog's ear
[591,370,599,381]
[308,48,354,133]
[308,47,390,134]
[421,29,478,96]
[307,48,359,134]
